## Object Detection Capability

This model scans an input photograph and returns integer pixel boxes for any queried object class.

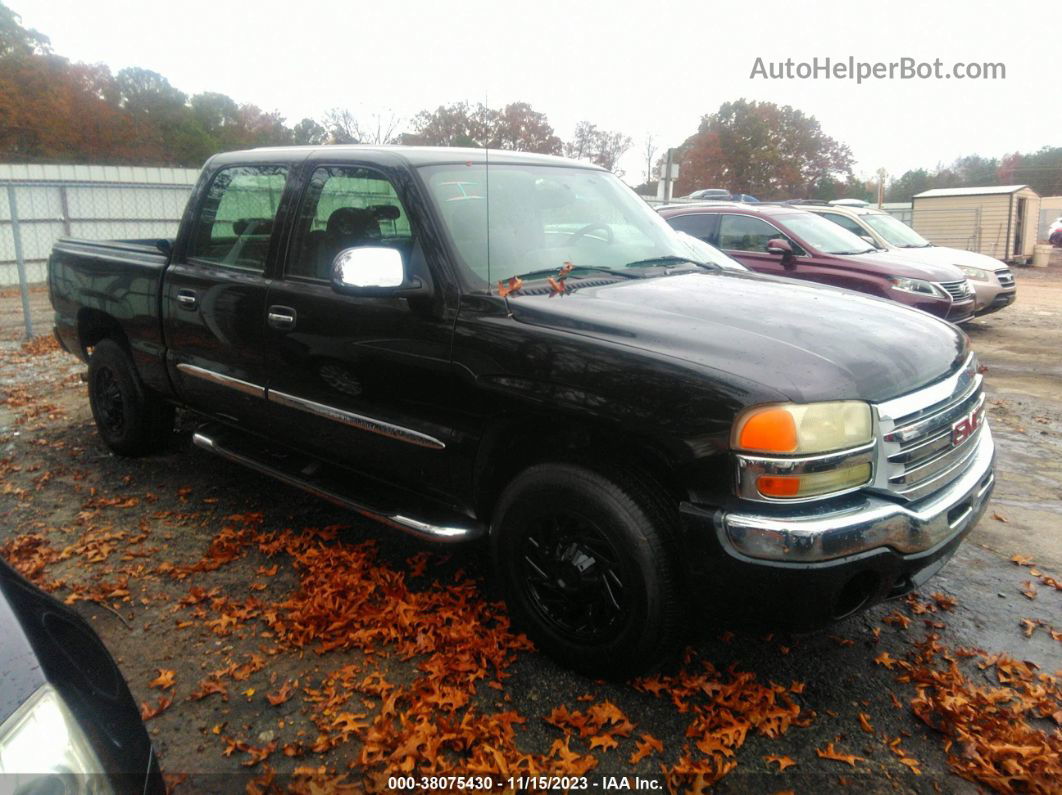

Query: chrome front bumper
[719,425,995,563]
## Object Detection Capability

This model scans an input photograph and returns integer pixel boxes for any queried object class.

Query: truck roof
[211,145,603,170]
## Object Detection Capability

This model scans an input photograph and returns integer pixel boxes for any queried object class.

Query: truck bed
[48,237,174,395]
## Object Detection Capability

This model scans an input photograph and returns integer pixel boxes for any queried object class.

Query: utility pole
[662,148,675,204]
[876,168,887,208]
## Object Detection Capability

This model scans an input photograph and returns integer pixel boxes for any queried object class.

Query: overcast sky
[13,0,1060,185]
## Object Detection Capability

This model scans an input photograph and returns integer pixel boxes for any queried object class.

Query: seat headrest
[326,207,379,239]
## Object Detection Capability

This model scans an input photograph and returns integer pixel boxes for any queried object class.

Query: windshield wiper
[899,243,933,248]
[508,265,643,281]
[623,255,717,270]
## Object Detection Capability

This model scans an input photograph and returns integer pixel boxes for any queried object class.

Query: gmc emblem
[951,410,981,447]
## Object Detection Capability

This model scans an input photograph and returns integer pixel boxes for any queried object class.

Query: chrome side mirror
[330,247,428,297]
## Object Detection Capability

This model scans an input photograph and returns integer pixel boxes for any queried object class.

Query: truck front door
[162,163,290,428]
[263,162,459,501]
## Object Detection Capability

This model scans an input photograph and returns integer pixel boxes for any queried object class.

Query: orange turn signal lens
[756,476,801,497]
[736,407,798,453]
[755,463,872,499]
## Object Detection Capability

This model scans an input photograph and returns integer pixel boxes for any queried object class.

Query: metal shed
[911,185,1041,263]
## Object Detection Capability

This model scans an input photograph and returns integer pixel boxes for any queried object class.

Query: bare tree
[564,121,632,174]
[359,111,403,145]
[320,109,402,145]
[593,131,632,174]
[643,134,658,185]
[323,108,361,144]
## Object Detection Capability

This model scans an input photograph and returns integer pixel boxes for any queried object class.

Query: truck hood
[508,271,967,403]
[879,244,1007,272]
[842,250,967,281]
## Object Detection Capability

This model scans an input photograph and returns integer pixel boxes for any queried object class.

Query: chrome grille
[874,358,986,502]
[938,280,971,301]
[995,268,1015,288]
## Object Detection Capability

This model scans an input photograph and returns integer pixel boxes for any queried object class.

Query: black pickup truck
[48,147,995,677]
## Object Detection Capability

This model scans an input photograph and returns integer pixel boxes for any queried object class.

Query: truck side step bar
[191,428,484,544]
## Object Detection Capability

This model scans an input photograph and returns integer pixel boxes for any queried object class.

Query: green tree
[0,1,49,57]
[885,168,934,202]
[293,117,328,145]
[190,92,239,138]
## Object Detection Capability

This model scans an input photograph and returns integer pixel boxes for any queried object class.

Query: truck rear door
[161,163,291,427]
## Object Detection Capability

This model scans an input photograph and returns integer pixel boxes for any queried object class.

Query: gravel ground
[1,266,1060,794]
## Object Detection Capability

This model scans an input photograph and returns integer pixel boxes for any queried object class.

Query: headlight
[0,685,111,795]
[733,402,874,499]
[958,266,992,282]
[733,401,872,454]
[890,277,944,297]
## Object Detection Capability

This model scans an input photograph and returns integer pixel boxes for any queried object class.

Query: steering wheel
[569,223,614,245]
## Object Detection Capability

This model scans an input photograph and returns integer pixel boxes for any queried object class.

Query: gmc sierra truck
[48,146,995,677]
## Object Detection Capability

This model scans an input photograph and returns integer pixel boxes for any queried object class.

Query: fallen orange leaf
[815,742,865,767]
[764,754,797,771]
[149,669,176,690]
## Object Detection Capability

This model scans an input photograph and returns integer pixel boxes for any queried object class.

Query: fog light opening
[833,571,878,620]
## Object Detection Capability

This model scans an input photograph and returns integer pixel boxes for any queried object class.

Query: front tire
[87,339,173,457]
[491,463,684,679]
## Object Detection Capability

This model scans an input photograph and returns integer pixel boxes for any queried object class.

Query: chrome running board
[191,430,482,544]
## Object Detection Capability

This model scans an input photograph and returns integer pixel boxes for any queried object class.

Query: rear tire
[491,463,684,679]
[87,339,173,457]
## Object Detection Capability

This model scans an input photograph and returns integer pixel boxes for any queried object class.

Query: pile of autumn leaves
[162,516,811,791]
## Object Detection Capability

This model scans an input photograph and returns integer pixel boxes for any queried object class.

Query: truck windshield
[779,212,878,255]
[862,213,932,248]
[420,163,693,288]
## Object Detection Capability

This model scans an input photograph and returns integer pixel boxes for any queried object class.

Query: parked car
[659,202,976,322]
[49,147,994,677]
[685,188,732,200]
[0,557,164,794]
[793,203,1017,316]
[682,189,759,203]
[674,231,749,270]
[1049,216,1062,246]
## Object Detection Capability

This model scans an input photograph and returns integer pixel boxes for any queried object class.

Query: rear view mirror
[860,234,880,248]
[331,247,428,297]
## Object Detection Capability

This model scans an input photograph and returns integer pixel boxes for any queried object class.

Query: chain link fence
[1,166,197,338]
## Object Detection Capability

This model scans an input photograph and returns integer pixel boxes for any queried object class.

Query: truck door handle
[175,289,199,310]
[267,306,296,330]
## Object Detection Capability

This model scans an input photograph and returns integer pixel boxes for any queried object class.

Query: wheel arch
[77,308,132,359]
[472,413,688,530]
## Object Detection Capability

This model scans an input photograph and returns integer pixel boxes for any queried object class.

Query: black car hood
[0,570,46,723]
[508,271,967,403]
[0,557,162,790]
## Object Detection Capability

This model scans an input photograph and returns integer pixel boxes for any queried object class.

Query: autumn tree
[0,50,151,162]
[674,100,854,198]
[489,102,562,154]
[403,102,486,147]
[404,101,561,154]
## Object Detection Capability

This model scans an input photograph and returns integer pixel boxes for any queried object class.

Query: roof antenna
[484,90,495,307]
